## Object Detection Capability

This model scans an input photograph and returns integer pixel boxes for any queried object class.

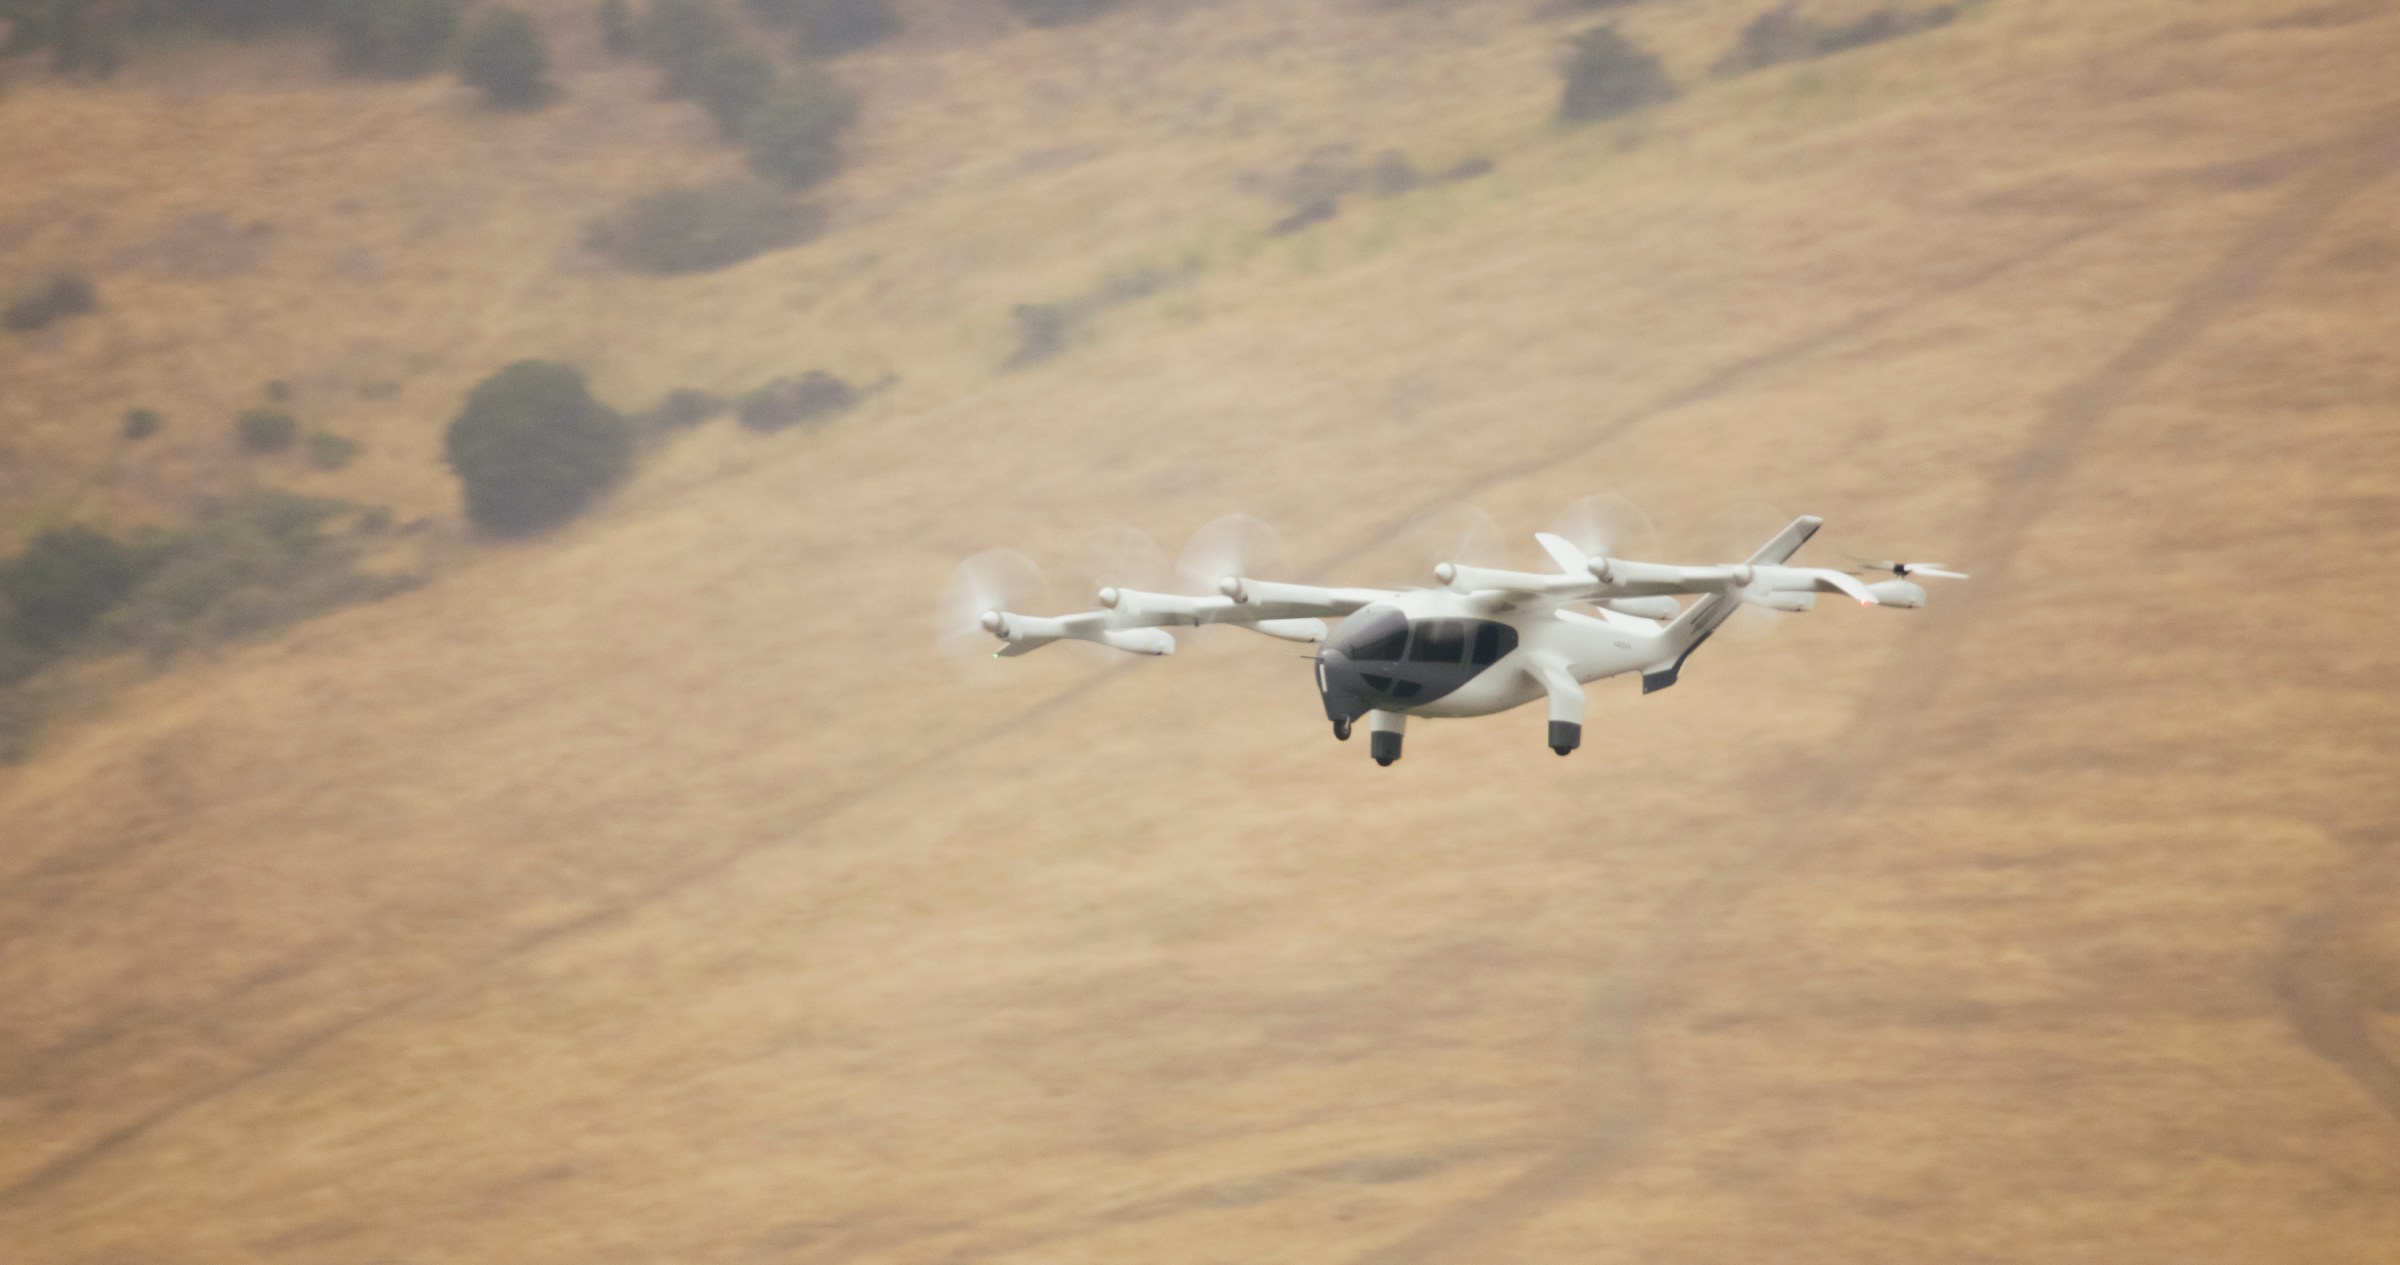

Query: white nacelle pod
[1098,628,1177,655]
[1865,579,1927,608]
[1250,618,1327,643]
[1744,591,1817,614]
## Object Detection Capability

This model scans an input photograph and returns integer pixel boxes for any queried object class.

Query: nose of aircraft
[1315,646,1375,725]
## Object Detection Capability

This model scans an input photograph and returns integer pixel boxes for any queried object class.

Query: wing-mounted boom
[1436,515,1922,614]
[977,576,1391,657]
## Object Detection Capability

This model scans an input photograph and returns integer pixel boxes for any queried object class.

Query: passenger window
[1470,622,1517,665]
[1408,620,1466,664]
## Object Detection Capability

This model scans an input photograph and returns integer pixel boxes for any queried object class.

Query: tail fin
[1744,515,1821,566]
[1642,516,1821,693]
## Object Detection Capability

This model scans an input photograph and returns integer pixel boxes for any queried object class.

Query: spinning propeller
[1175,513,1290,598]
[1549,493,1660,565]
[937,548,1051,678]
[1849,558,1970,580]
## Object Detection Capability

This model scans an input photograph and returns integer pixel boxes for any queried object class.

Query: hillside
[3,0,2398,1262]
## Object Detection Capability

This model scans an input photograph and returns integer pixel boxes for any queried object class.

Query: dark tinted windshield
[1329,605,1408,662]
[1408,619,1467,663]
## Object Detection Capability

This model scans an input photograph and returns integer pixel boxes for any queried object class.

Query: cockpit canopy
[1325,605,1519,668]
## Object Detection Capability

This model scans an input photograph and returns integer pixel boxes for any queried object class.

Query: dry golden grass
[2,0,2398,1261]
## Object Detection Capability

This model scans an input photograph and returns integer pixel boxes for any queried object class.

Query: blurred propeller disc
[938,548,1049,682]
[1551,493,1660,565]
[1073,524,1173,604]
[1176,514,1291,658]
[1060,525,1175,661]
[1176,513,1291,594]
[1398,501,1508,586]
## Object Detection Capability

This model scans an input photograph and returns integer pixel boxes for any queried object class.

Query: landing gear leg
[1368,710,1406,767]
[1531,657,1586,758]
[1332,717,1352,742]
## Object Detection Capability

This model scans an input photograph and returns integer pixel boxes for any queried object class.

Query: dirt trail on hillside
[2274,830,2400,1126]
[1345,110,2400,1265]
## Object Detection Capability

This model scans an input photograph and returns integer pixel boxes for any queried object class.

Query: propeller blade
[1398,501,1507,585]
[1551,493,1659,564]
[937,549,1048,677]
[1847,556,1969,580]
[1070,525,1176,635]
[1176,513,1290,592]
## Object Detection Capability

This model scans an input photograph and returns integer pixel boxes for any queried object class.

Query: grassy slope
[3,0,2399,1261]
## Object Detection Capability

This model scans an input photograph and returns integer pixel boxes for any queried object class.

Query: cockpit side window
[1408,619,1467,664]
[1470,621,1517,666]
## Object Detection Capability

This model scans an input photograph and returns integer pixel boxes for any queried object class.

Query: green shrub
[748,0,901,57]
[444,360,634,536]
[1365,149,1423,198]
[638,0,734,95]
[1712,3,1958,76]
[690,45,778,137]
[306,431,362,470]
[165,1,342,37]
[585,180,825,274]
[642,387,730,429]
[460,6,551,108]
[1006,301,1075,368]
[98,492,407,657]
[330,0,461,76]
[738,370,854,430]
[1558,25,1674,123]
[745,68,859,189]
[123,407,164,440]
[599,0,634,54]
[1005,0,1117,27]
[236,407,298,453]
[4,274,97,333]
[0,525,146,653]
[1441,155,1496,181]
[1003,253,1205,367]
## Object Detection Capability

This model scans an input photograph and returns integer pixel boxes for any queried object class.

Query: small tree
[305,431,363,470]
[1005,0,1117,27]
[237,407,299,453]
[444,361,633,536]
[1558,26,1674,123]
[460,6,551,108]
[330,0,463,77]
[1,525,146,653]
[763,0,902,57]
[598,0,635,55]
[738,370,854,430]
[3,274,97,333]
[690,45,777,137]
[123,407,164,440]
[745,67,858,189]
[638,0,734,95]
[585,180,824,274]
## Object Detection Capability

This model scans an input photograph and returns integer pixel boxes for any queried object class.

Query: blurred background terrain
[2,0,2397,1260]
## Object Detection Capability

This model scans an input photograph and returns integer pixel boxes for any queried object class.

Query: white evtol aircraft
[942,509,1963,765]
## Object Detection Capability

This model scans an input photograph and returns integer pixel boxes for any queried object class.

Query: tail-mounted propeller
[1848,558,1970,580]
